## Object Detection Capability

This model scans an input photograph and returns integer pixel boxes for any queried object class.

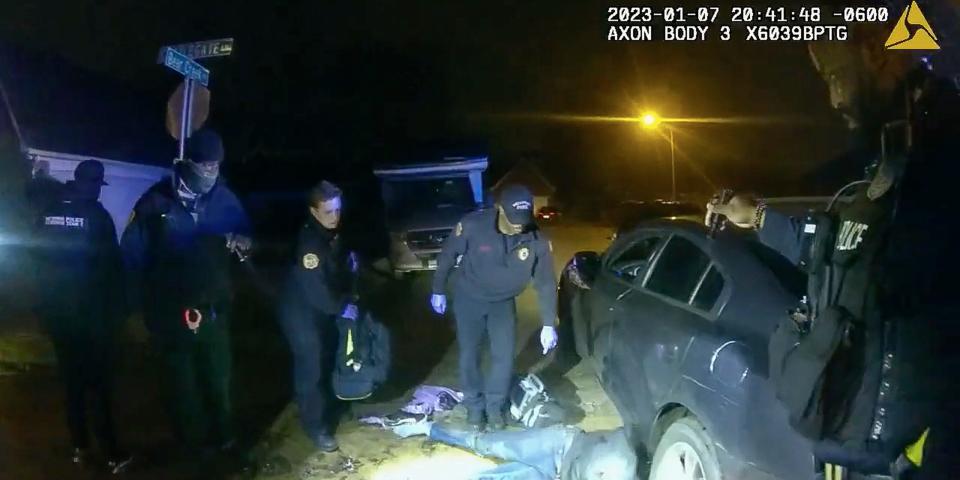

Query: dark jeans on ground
[154,316,233,449]
[49,328,120,456]
[277,299,340,440]
[452,289,518,417]
[429,424,571,480]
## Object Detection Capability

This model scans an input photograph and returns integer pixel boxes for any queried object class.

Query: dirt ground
[246,223,621,480]
[0,222,618,480]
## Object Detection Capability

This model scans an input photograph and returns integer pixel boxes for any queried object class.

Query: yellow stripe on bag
[824,464,845,480]
[906,428,930,467]
[346,328,354,357]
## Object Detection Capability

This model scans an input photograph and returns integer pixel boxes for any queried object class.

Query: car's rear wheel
[649,417,722,480]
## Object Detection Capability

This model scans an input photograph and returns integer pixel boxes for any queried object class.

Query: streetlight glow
[641,112,659,127]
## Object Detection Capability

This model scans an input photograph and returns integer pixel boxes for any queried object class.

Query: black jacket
[121,177,249,336]
[32,183,124,336]
[432,209,557,327]
[281,219,358,317]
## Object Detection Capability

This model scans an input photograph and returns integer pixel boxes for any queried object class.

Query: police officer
[121,129,251,455]
[431,184,559,432]
[708,25,960,479]
[277,180,359,452]
[32,160,133,473]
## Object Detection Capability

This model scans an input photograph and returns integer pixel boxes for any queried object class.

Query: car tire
[649,417,723,480]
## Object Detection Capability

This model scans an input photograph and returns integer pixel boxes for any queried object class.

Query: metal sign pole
[178,78,194,160]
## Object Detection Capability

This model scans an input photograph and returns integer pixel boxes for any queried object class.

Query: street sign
[160,47,210,86]
[160,38,234,61]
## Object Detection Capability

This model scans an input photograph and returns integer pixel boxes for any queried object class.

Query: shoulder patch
[455,222,463,236]
[302,253,321,270]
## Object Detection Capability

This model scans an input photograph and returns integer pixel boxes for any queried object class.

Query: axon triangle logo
[885,1,940,50]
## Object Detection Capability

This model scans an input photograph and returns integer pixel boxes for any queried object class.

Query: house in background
[0,43,172,238]
[490,160,556,212]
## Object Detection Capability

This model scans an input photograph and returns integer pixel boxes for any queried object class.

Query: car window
[608,236,662,281]
[645,236,710,303]
[692,265,724,311]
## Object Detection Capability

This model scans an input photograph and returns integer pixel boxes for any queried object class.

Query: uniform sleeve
[297,236,350,316]
[533,239,558,328]
[120,201,151,313]
[93,207,127,322]
[757,208,805,267]
[431,219,469,295]
[221,187,252,235]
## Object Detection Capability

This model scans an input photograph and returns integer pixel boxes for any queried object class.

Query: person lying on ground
[391,418,638,480]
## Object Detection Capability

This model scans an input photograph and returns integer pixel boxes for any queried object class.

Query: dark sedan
[558,219,816,480]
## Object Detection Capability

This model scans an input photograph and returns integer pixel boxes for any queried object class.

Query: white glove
[540,326,558,354]
[430,294,447,315]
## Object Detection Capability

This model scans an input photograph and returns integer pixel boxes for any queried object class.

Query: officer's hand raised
[705,194,758,229]
[430,294,447,315]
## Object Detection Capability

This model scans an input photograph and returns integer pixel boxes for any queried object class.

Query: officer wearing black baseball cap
[430,184,559,432]
[121,129,251,456]
[33,159,134,473]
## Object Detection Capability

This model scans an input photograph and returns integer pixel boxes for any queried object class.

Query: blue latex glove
[430,294,446,315]
[540,326,558,354]
[341,303,359,321]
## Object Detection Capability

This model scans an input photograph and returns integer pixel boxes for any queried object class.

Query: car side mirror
[568,251,601,289]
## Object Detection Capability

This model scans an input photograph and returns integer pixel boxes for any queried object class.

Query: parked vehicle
[558,219,816,480]
[608,200,703,239]
[373,157,487,277]
[535,205,561,221]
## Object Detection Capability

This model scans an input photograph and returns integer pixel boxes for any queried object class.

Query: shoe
[486,412,506,432]
[71,448,88,466]
[313,434,339,453]
[466,409,486,432]
[106,453,134,474]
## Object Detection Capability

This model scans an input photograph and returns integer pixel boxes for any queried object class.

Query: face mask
[177,160,219,196]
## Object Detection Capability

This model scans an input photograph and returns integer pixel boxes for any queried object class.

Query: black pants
[154,316,233,449]
[49,329,120,456]
[452,289,517,416]
[277,298,340,440]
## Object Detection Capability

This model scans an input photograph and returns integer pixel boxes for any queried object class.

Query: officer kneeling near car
[430,184,559,432]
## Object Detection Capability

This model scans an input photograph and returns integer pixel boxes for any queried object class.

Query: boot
[466,408,486,432]
[313,433,339,453]
[486,409,506,432]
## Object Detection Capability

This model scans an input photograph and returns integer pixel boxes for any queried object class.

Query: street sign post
[157,39,232,160]
[160,47,210,86]
[158,38,234,61]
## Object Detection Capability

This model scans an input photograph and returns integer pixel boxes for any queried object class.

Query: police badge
[302,253,320,269]
[518,247,530,261]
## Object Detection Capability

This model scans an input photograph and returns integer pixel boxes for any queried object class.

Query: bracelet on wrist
[753,202,767,230]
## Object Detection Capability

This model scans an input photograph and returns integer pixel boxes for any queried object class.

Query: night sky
[0,0,859,201]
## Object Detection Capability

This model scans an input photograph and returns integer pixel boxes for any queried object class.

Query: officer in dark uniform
[277,180,359,452]
[121,129,251,455]
[32,160,133,473]
[708,25,960,479]
[431,184,559,432]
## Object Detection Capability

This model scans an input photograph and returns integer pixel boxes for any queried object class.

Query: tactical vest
[770,184,931,465]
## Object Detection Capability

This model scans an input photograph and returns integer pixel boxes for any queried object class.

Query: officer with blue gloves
[431,184,559,432]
